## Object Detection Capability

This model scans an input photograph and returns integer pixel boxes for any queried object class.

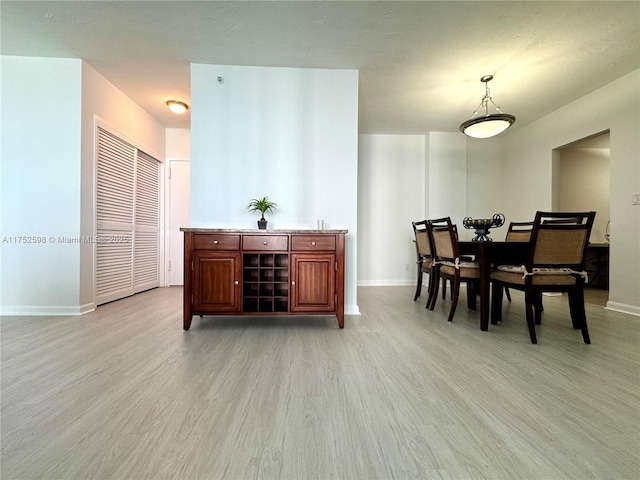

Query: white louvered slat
[96,229,133,298]
[97,128,135,224]
[134,231,159,287]
[135,151,159,227]
[96,128,161,305]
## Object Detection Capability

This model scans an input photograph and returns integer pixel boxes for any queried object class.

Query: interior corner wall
[468,69,640,315]
[427,132,470,238]
[357,134,426,286]
[190,64,359,313]
[1,56,83,314]
[81,62,166,311]
[166,128,191,160]
[465,136,508,239]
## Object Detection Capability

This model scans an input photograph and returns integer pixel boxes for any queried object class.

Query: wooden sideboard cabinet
[181,229,347,330]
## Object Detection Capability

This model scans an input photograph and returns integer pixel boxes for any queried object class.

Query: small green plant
[247,196,277,221]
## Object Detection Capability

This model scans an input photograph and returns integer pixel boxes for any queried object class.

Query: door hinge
[335,261,338,271]
[167,260,171,271]
[167,166,171,179]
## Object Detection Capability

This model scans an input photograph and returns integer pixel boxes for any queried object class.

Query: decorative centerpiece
[247,196,277,229]
[463,213,505,242]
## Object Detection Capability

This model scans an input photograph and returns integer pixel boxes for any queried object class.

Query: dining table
[458,240,530,331]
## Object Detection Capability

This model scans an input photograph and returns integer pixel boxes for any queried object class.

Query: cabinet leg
[337,313,344,329]
[184,312,192,330]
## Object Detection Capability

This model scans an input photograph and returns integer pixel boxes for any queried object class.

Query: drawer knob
[291,281,296,286]
[263,241,268,245]
[213,240,219,245]
[311,241,316,246]
[234,280,239,285]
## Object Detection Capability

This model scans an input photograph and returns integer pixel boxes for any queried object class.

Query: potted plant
[247,196,277,229]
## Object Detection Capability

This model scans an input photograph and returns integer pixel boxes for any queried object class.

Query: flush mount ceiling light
[459,75,515,139]
[166,100,189,114]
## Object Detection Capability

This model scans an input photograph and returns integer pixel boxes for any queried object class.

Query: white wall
[557,145,610,243]
[468,69,640,315]
[166,128,191,159]
[466,136,506,237]
[165,128,191,286]
[190,64,359,313]
[356,132,473,286]
[0,56,166,315]
[80,62,166,310]
[427,132,470,237]
[358,135,426,285]
[1,57,83,314]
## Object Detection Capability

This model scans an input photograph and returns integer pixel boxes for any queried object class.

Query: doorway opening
[552,131,610,304]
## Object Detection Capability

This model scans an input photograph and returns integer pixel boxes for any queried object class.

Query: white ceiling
[2,1,639,133]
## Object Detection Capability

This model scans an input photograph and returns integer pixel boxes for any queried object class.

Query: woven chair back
[530,212,595,269]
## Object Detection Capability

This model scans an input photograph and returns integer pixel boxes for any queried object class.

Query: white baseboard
[345,304,360,315]
[605,302,640,317]
[357,280,414,286]
[79,302,96,315]
[0,304,95,316]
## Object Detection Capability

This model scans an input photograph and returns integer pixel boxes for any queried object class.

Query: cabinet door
[193,252,242,313]
[290,253,336,313]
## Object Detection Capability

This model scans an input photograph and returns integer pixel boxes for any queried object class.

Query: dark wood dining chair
[490,211,596,344]
[427,217,480,322]
[503,218,583,304]
[412,220,434,304]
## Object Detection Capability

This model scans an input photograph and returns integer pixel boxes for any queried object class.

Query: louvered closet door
[96,128,160,305]
[133,151,160,290]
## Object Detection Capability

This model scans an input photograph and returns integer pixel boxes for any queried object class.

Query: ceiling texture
[2,1,639,133]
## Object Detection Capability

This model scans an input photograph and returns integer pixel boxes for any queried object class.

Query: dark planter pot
[257,219,268,230]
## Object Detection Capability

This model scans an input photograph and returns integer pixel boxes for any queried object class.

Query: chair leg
[466,280,477,310]
[491,283,504,325]
[567,290,580,328]
[428,271,440,311]
[442,279,447,300]
[569,285,591,344]
[447,274,461,322]
[505,287,512,302]
[414,264,423,301]
[425,271,435,309]
[534,293,543,325]
[578,295,591,345]
[524,290,538,344]
[533,291,544,325]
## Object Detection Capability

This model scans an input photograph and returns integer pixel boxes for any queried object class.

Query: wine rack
[242,253,289,312]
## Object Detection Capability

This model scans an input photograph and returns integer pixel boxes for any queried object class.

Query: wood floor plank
[1,286,639,479]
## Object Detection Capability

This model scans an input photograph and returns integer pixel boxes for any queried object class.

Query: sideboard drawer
[193,234,240,250]
[291,235,336,251]
[243,235,289,251]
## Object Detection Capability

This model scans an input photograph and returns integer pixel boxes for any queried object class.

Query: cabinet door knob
[263,241,268,245]
[291,281,296,286]
[311,241,316,246]
[213,240,219,245]
[234,280,239,285]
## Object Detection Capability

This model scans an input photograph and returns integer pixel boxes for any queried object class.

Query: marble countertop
[180,228,348,234]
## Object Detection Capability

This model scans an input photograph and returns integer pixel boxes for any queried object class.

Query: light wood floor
[1,286,638,480]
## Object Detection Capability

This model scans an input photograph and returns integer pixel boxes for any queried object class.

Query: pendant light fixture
[166,100,189,114]
[459,75,515,138]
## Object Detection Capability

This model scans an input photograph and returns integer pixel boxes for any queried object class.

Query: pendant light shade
[460,75,515,138]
